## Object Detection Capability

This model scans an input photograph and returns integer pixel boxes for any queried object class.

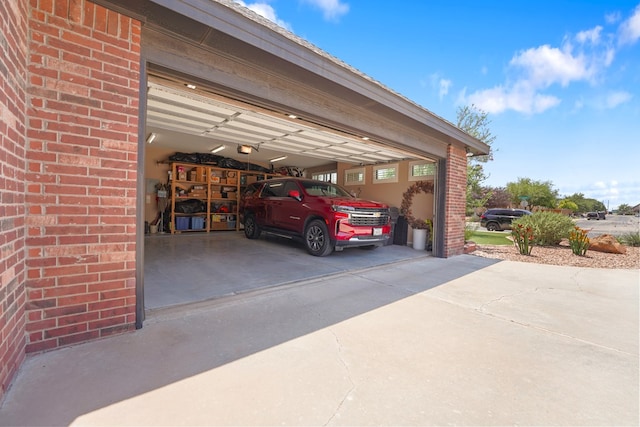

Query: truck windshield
[302,181,353,198]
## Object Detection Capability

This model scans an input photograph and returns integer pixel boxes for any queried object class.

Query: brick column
[25,0,141,352]
[444,144,468,257]
[0,0,29,399]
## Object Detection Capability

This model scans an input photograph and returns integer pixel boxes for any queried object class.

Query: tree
[485,187,512,208]
[557,199,579,212]
[617,203,634,215]
[457,105,496,163]
[466,164,490,214]
[457,105,496,214]
[506,177,559,208]
[563,193,606,213]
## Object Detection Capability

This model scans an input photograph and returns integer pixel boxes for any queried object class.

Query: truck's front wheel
[304,219,334,256]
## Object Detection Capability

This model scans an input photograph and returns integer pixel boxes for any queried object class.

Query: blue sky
[236,1,640,209]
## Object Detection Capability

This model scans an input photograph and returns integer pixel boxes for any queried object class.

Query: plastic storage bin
[191,217,205,230]
[175,217,190,231]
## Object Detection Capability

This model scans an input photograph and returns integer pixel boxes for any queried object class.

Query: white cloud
[235,1,292,30]
[605,11,621,25]
[427,73,452,100]
[618,4,640,45]
[576,180,640,208]
[510,44,595,88]
[459,5,640,115]
[604,90,633,108]
[302,0,350,21]
[439,78,452,100]
[464,83,561,114]
[576,26,603,45]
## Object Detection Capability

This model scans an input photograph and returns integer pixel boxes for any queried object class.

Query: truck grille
[349,208,390,226]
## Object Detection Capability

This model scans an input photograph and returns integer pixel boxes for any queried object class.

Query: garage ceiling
[146,78,428,169]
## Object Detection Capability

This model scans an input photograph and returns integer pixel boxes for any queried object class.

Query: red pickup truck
[239,178,391,256]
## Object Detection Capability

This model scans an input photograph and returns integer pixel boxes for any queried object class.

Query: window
[262,182,285,197]
[312,171,337,184]
[409,160,436,181]
[344,167,365,185]
[373,163,398,184]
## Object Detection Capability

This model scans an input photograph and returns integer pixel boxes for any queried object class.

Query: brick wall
[444,145,468,257]
[0,0,28,399]
[25,0,141,353]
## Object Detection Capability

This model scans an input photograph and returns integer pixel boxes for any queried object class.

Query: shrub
[619,231,640,247]
[512,211,574,246]
[512,223,535,255]
[568,226,590,256]
[464,223,474,242]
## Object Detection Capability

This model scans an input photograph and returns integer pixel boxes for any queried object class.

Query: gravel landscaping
[471,242,640,270]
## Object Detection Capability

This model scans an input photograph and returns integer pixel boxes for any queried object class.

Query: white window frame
[344,167,365,186]
[373,163,399,184]
[408,160,436,181]
[311,171,338,184]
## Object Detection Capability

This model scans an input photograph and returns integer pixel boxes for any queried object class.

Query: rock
[589,234,627,254]
[464,241,477,254]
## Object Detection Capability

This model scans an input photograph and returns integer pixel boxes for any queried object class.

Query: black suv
[239,178,391,256]
[586,211,606,220]
[480,208,531,231]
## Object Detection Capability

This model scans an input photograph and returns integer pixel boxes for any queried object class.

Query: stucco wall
[0,0,28,400]
[24,0,141,353]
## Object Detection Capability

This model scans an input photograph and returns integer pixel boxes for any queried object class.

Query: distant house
[633,204,640,214]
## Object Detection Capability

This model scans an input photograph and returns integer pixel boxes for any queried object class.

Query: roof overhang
[95,0,490,163]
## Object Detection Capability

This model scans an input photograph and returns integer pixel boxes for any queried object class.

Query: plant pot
[412,228,427,250]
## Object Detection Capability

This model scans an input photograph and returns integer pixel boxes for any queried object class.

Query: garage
[0,0,490,386]
[129,1,489,314]
[141,72,440,311]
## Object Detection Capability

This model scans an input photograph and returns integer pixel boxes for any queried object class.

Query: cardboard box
[245,175,258,184]
[226,177,237,185]
[189,170,198,181]
[211,214,226,222]
[178,172,187,181]
[196,167,206,182]
[211,191,222,199]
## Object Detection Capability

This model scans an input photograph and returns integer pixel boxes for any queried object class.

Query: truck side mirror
[288,190,302,201]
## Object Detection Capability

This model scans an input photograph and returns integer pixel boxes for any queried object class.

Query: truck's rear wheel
[244,214,261,239]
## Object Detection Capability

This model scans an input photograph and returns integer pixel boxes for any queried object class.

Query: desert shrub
[618,231,640,247]
[512,223,535,255]
[568,226,590,256]
[512,211,574,246]
[464,223,474,242]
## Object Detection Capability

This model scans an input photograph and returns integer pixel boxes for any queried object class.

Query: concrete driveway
[1,255,638,426]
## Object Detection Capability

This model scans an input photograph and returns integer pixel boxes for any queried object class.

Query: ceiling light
[269,155,287,163]
[362,136,370,141]
[237,144,252,154]
[210,145,225,153]
[185,83,197,89]
[146,133,156,144]
[287,114,297,119]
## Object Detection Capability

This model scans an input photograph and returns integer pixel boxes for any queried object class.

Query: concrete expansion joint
[324,328,356,426]
[478,289,532,312]
[479,310,635,357]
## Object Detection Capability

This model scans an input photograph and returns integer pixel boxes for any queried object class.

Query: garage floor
[143,231,428,311]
